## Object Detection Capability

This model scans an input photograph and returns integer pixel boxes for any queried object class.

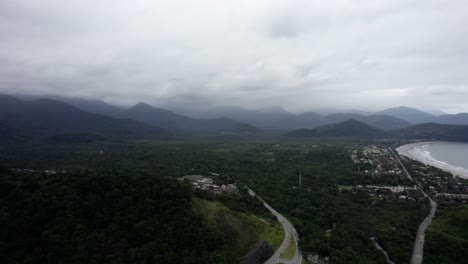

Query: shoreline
[396,141,468,179]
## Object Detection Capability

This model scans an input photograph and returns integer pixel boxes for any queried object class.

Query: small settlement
[399,156,468,207]
[350,144,468,207]
[178,174,238,194]
[351,145,404,177]
[349,144,424,201]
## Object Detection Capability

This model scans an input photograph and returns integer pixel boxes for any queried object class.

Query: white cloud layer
[1,0,468,113]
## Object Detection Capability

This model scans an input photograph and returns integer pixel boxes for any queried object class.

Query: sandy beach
[396,141,468,179]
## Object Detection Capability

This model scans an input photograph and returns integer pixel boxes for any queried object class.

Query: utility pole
[299,170,302,189]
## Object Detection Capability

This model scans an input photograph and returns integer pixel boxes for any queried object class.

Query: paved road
[247,188,302,264]
[411,198,436,264]
[391,148,437,264]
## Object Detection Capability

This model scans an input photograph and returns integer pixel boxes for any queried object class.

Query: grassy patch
[252,214,285,250]
[192,197,284,262]
[424,205,468,264]
[281,236,296,260]
[337,185,353,191]
[254,151,275,163]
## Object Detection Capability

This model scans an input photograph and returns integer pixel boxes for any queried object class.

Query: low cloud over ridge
[1,0,468,113]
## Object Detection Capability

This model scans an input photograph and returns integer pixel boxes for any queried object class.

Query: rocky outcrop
[239,240,274,264]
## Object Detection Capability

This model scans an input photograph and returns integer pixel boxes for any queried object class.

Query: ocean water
[411,142,468,176]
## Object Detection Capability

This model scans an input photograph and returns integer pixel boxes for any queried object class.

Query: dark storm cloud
[1,0,468,113]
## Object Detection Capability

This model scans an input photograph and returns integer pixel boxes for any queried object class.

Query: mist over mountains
[2,93,468,142]
[15,93,465,128]
[285,119,386,138]
[0,95,166,142]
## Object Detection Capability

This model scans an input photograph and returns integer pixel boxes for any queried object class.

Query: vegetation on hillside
[0,168,280,264]
[192,197,283,261]
[0,137,433,263]
[424,205,468,264]
[392,123,468,142]
[285,119,385,138]
[221,144,427,263]
[0,95,166,141]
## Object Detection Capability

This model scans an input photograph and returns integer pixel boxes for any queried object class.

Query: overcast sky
[1,0,468,113]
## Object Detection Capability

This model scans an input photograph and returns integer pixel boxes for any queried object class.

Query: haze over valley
[1,1,468,264]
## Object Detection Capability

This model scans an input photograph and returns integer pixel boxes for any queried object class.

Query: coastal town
[398,154,468,208]
[350,143,468,206]
[351,145,406,180]
[350,144,422,199]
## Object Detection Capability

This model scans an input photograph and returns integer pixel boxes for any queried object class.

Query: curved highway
[247,188,302,264]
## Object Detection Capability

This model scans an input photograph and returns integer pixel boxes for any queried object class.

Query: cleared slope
[424,205,468,264]
[192,197,284,263]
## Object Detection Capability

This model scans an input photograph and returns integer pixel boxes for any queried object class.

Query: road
[247,188,303,264]
[371,236,395,264]
[411,198,436,264]
[391,148,437,264]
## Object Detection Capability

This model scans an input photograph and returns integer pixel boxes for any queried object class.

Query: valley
[3,134,467,263]
[2,2,468,263]
[1,95,468,264]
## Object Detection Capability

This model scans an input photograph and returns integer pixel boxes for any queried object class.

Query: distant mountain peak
[380,106,429,113]
[285,119,384,138]
[375,106,435,124]
[132,102,154,109]
[396,106,413,109]
[0,95,166,141]
[340,119,365,125]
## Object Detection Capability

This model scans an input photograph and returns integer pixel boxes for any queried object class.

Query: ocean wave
[409,146,468,176]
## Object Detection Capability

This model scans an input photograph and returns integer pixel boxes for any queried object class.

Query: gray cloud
[1,0,468,113]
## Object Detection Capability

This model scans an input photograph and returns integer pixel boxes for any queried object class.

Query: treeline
[220,145,428,263]
[0,168,224,264]
[0,139,430,263]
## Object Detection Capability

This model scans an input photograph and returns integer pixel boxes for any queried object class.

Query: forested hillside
[0,168,279,264]
[285,119,385,138]
[0,95,165,141]
[425,205,468,264]
[392,123,468,142]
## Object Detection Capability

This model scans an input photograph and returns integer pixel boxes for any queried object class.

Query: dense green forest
[218,144,427,263]
[392,123,468,142]
[0,169,221,263]
[0,167,280,264]
[0,137,434,263]
[285,119,385,138]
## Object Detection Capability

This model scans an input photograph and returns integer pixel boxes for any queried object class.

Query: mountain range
[13,94,260,134]
[122,102,256,134]
[2,94,468,142]
[286,119,468,142]
[285,119,385,138]
[189,105,468,130]
[0,95,261,143]
[0,95,165,142]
